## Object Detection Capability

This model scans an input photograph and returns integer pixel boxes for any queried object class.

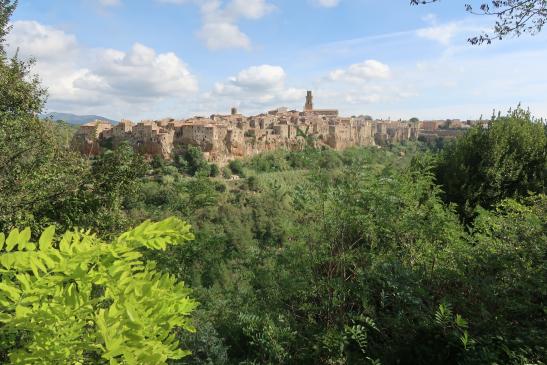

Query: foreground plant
[0,217,197,364]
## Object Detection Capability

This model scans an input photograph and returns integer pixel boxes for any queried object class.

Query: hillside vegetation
[1,1,546,363]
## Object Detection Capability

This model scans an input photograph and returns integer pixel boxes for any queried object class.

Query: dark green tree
[0,0,16,55]
[72,143,147,236]
[209,163,220,177]
[435,107,546,222]
[228,159,245,177]
[182,146,209,176]
[0,1,86,233]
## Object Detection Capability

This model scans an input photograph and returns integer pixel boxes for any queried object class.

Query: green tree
[209,163,220,177]
[450,196,547,364]
[0,217,197,364]
[141,144,545,364]
[228,159,245,177]
[0,1,16,56]
[0,1,86,233]
[182,146,209,177]
[435,107,546,222]
[60,143,148,237]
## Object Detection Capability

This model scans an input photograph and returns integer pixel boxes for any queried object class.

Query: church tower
[304,90,313,112]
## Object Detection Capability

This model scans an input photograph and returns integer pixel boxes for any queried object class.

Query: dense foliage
[0,218,197,364]
[0,0,88,235]
[1,2,546,363]
[137,142,545,365]
[435,108,546,222]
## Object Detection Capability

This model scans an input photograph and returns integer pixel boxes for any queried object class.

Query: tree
[411,0,547,44]
[0,0,16,55]
[0,217,197,364]
[209,163,220,177]
[228,159,245,177]
[0,2,86,233]
[181,146,209,176]
[434,107,546,222]
[46,143,148,237]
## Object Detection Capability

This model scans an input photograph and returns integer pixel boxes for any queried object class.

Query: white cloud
[422,13,438,24]
[6,21,77,60]
[198,21,251,50]
[329,60,391,82]
[7,21,198,118]
[315,59,417,114]
[229,65,285,90]
[416,22,460,46]
[209,65,304,112]
[313,0,341,8]
[89,43,198,97]
[226,0,275,19]
[156,0,189,3]
[159,0,274,50]
[415,16,487,46]
[99,0,121,7]
[313,29,547,119]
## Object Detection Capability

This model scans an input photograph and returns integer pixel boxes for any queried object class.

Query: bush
[222,167,232,179]
[229,160,246,177]
[247,152,290,173]
[209,163,220,177]
[180,146,209,176]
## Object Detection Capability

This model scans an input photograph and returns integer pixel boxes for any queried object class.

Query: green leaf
[15,304,32,319]
[29,259,40,278]
[31,256,48,274]
[39,226,56,251]
[126,306,139,323]
[18,227,31,250]
[0,283,21,302]
[16,274,32,291]
[460,330,470,350]
[455,314,468,329]
[5,229,19,252]
[20,295,40,304]
[59,232,72,253]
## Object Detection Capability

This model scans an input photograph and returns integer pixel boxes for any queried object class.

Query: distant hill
[40,112,117,125]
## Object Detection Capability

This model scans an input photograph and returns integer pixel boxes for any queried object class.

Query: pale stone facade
[73,91,459,163]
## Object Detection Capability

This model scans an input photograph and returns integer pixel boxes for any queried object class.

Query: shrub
[229,160,245,177]
[221,167,232,179]
[209,164,220,177]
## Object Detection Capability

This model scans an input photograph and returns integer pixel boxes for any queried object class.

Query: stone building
[72,120,113,156]
[304,91,313,112]
[73,91,466,164]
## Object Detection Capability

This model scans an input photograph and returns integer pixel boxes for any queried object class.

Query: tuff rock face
[72,92,469,163]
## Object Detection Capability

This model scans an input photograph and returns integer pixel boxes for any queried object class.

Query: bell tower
[304,90,313,112]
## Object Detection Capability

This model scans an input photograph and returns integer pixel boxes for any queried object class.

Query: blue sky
[8,0,547,120]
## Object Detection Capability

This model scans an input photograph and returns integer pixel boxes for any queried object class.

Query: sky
[7,0,547,121]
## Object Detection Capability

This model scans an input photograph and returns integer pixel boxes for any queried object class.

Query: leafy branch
[0,217,197,364]
[411,0,547,44]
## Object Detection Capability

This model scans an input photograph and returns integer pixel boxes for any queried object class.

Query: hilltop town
[72,91,475,164]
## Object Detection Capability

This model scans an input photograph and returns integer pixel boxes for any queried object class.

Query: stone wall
[72,92,469,163]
